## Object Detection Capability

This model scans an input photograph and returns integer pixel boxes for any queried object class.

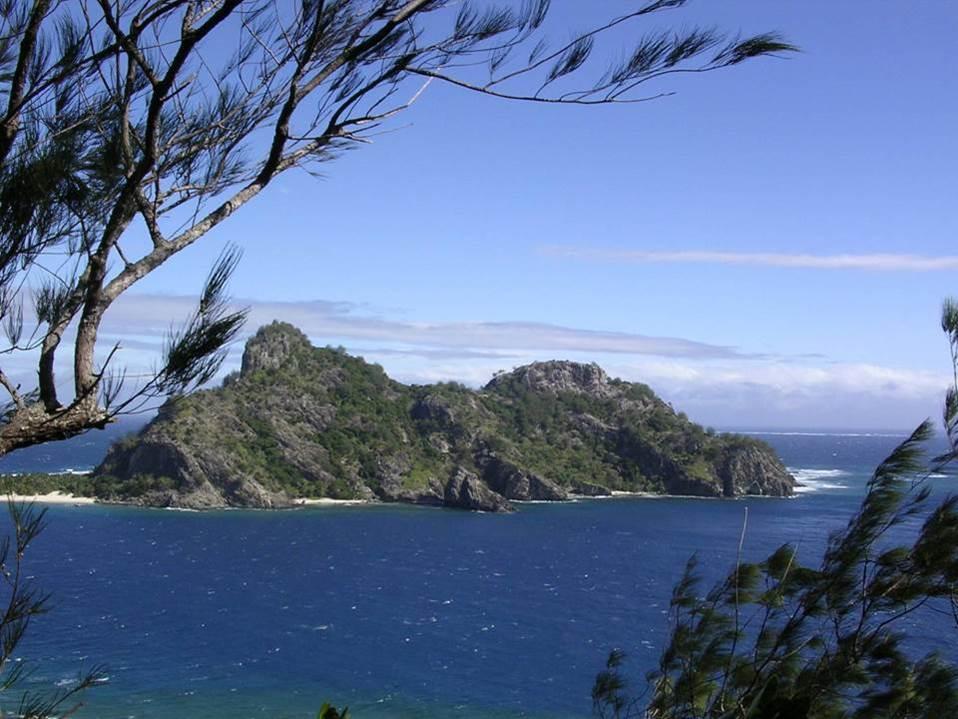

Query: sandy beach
[293,497,375,507]
[5,491,97,505]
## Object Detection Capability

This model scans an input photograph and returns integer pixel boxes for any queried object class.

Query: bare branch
[409,67,674,105]
[0,368,23,409]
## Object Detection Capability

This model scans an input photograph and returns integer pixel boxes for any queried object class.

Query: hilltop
[92,322,794,511]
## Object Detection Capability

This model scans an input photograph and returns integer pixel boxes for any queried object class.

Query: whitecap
[789,467,849,493]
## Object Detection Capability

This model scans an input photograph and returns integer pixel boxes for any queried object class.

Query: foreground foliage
[0,503,103,717]
[593,305,958,718]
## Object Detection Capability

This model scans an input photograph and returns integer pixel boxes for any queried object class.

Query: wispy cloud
[605,359,948,430]
[541,246,958,272]
[357,347,522,361]
[609,359,946,402]
[0,294,755,404]
[4,293,942,430]
[101,294,749,360]
[397,358,947,430]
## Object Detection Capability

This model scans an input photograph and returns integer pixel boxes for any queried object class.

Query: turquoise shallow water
[2,430,956,718]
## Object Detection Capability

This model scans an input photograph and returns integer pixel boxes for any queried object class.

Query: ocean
[1,428,955,718]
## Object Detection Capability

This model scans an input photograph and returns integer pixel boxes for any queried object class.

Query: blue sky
[79,2,958,430]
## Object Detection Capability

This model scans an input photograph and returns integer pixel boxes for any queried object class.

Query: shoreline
[570,489,797,501]
[2,490,803,510]
[5,491,97,505]
[293,497,376,507]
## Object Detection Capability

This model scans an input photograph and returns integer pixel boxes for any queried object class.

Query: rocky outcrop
[485,361,614,398]
[476,453,568,501]
[716,444,795,497]
[569,480,612,497]
[99,432,293,509]
[240,321,313,376]
[93,322,795,511]
[445,468,513,512]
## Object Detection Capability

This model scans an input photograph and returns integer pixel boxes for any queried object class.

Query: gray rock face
[240,322,312,376]
[94,322,795,512]
[716,445,795,497]
[569,480,612,497]
[477,454,568,501]
[444,468,513,512]
[102,436,292,509]
[411,394,459,427]
[485,360,613,397]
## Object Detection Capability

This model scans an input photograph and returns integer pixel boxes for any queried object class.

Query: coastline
[293,497,376,507]
[1,489,802,510]
[5,491,97,505]
[571,489,797,501]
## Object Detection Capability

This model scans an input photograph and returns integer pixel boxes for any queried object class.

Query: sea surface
[1,428,956,718]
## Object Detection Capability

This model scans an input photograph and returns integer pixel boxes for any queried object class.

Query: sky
[26,1,958,431]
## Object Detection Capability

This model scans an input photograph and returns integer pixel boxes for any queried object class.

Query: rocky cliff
[93,322,795,510]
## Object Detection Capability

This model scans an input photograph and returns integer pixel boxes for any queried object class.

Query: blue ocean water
[2,429,956,718]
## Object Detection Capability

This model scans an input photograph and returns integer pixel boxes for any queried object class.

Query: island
[89,322,795,511]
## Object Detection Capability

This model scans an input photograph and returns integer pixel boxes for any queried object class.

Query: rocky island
[91,322,795,511]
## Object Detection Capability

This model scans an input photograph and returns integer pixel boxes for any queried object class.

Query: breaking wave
[789,468,849,493]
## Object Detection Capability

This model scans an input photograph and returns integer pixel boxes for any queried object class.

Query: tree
[592,303,958,718]
[0,501,103,717]
[0,0,795,456]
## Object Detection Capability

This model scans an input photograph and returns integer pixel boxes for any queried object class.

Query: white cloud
[602,359,948,430]
[387,357,948,430]
[610,359,945,401]
[541,246,958,272]
[5,294,944,430]
[101,294,748,359]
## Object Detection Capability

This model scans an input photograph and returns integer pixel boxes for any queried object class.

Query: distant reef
[91,322,795,511]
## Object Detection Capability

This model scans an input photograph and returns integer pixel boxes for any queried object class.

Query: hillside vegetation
[92,323,794,510]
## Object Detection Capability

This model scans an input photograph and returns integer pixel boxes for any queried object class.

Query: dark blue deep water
[2,430,956,718]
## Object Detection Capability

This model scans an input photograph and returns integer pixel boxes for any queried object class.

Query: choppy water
[2,429,955,718]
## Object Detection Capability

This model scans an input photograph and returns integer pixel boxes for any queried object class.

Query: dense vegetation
[0,473,95,496]
[89,323,793,510]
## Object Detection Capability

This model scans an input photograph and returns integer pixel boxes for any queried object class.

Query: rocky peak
[240,321,312,376]
[485,360,612,397]
[94,322,795,511]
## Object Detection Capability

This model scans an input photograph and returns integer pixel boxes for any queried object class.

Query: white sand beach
[5,491,97,505]
[293,497,375,507]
